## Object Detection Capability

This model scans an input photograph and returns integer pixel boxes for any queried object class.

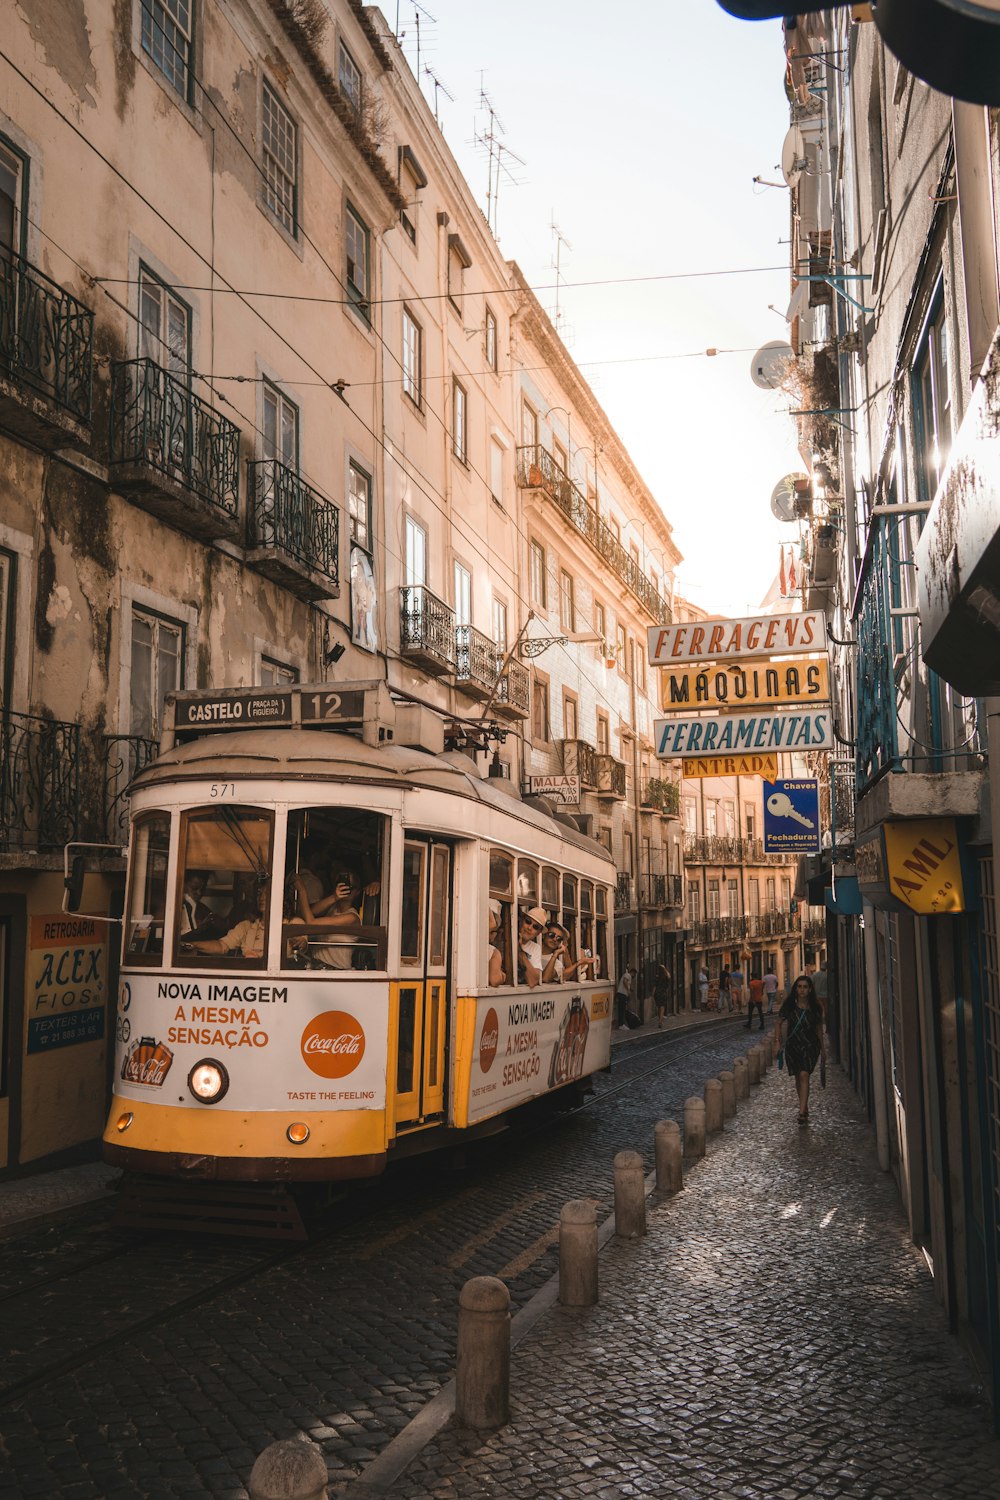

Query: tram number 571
[210,782,237,798]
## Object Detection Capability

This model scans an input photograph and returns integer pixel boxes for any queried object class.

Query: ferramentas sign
[654,708,833,759]
[660,658,829,712]
[647,610,827,668]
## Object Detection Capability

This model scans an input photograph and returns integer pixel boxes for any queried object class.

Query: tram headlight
[187,1059,230,1104]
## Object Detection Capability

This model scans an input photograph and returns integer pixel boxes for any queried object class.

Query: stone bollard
[683,1096,706,1158]
[719,1069,736,1119]
[654,1119,683,1195]
[734,1057,750,1100]
[249,1440,328,1500]
[759,1039,769,1073]
[704,1077,724,1134]
[559,1199,598,1306]
[456,1276,511,1430]
[614,1149,647,1238]
[748,1047,762,1085]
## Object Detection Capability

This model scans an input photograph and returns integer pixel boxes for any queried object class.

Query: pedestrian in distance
[763,967,779,1014]
[653,962,672,1028]
[746,972,766,1031]
[720,965,732,1013]
[697,963,709,1011]
[812,959,829,1021]
[776,974,827,1126]
[616,962,637,1027]
[729,963,745,1011]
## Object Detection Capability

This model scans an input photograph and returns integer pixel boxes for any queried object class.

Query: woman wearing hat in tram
[517,905,548,988]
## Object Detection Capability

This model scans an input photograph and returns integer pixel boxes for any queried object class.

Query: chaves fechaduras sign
[660,658,829,712]
[648,610,827,667]
[654,708,833,759]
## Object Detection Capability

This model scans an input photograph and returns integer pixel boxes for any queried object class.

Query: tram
[101,681,616,1192]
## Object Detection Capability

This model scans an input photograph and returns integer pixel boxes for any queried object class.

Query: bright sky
[389,1,804,615]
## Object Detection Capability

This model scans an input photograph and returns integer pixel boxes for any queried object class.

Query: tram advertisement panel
[466,988,613,1124]
[115,975,388,1111]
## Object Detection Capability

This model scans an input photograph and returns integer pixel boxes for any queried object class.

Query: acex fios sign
[648,610,826,666]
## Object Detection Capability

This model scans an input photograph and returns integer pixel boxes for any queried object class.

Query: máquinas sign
[648,610,827,668]
[660,658,829,712]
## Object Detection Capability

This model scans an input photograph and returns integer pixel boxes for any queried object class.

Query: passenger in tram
[183,880,269,959]
[288,869,362,969]
[178,869,216,936]
[487,901,508,986]
[517,907,547,988]
[541,924,596,983]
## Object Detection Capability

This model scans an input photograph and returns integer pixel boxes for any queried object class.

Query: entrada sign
[648,610,826,668]
[654,709,833,759]
[682,754,779,780]
[660,658,829,712]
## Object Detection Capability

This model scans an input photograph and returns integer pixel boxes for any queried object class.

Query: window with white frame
[399,146,426,244]
[448,233,470,309]
[492,597,508,652]
[727,878,739,918]
[529,540,547,608]
[261,80,297,237]
[345,204,370,313]
[521,400,538,451]
[141,0,194,100]
[402,308,422,405]
[532,676,550,742]
[454,561,471,626]
[0,137,26,256]
[485,306,498,371]
[748,877,760,916]
[705,800,717,837]
[688,881,700,926]
[782,877,791,912]
[596,711,610,757]
[260,655,298,687]
[594,600,606,653]
[563,691,578,741]
[553,439,568,476]
[615,622,626,675]
[452,379,468,463]
[683,797,697,834]
[262,381,297,468]
[404,515,426,588]
[138,266,189,374]
[766,876,776,912]
[338,41,363,114]
[914,280,952,500]
[348,461,372,551]
[708,879,720,920]
[130,607,183,741]
[490,440,504,503]
[558,569,575,632]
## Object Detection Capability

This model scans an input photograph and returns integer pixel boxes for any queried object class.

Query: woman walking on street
[776,974,826,1125]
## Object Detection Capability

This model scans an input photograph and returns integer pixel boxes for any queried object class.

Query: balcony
[683,834,744,864]
[640,775,679,816]
[454,623,499,700]
[0,711,79,851]
[494,658,530,719]
[561,738,598,789]
[664,873,684,908]
[831,757,856,861]
[596,754,626,800]
[104,733,158,842]
[110,360,241,542]
[0,250,93,447]
[747,910,798,939]
[691,916,747,948]
[516,445,671,626]
[804,916,826,943]
[615,872,634,912]
[639,873,667,907]
[247,459,340,601]
[399,586,456,675]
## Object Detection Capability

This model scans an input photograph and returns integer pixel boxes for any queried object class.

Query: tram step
[113,1177,307,1240]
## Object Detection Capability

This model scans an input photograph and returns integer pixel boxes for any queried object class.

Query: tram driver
[182,880,270,960]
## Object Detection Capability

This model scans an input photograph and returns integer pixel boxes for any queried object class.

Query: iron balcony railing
[830,758,856,859]
[247,459,339,586]
[639,873,667,907]
[804,916,827,942]
[615,872,635,911]
[665,873,684,907]
[104,734,158,842]
[747,910,799,939]
[495,658,530,717]
[0,710,79,850]
[399,586,457,671]
[110,359,240,516]
[561,738,598,788]
[454,623,499,696]
[692,915,747,947]
[596,754,626,799]
[0,249,93,423]
[683,834,744,864]
[515,445,671,626]
[855,515,900,790]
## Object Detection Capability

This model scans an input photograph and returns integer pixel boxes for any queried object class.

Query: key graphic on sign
[767,791,815,828]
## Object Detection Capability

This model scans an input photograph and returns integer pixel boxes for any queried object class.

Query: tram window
[488,849,514,987]
[429,845,449,967]
[580,880,594,974]
[541,865,559,912]
[125,813,170,962]
[174,808,273,966]
[401,843,426,966]
[517,860,539,906]
[562,875,579,965]
[283,808,388,970]
[595,884,610,980]
[489,849,513,900]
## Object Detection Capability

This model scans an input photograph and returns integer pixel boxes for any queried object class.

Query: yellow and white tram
[103,682,616,1184]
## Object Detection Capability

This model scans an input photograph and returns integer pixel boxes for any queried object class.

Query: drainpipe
[861,900,891,1172]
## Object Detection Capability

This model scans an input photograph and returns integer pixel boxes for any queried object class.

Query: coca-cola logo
[479,1007,499,1074]
[122,1036,173,1088]
[301,1010,366,1079]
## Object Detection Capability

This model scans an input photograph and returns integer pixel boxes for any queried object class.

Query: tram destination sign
[660,658,829,713]
[171,685,369,732]
[654,708,833,759]
[648,610,827,667]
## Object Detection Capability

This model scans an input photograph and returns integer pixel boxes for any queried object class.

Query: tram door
[394,837,451,1130]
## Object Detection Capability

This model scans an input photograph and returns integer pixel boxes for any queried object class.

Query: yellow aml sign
[682,754,779,780]
[660,659,830,713]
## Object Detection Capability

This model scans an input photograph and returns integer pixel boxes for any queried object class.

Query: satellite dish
[771,473,808,523]
[751,340,793,390]
[781,125,808,188]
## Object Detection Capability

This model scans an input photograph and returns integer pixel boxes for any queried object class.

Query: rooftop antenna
[473,80,524,237]
[395,4,437,82]
[550,218,573,337]
[424,64,454,127]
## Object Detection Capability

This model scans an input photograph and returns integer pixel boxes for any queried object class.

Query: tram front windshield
[125,804,387,970]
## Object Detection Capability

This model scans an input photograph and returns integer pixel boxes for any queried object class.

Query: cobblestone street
[382,1058,1000,1499]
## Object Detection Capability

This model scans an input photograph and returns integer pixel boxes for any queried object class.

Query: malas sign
[717,2,1000,109]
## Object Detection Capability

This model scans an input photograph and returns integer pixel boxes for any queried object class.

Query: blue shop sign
[763,779,821,854]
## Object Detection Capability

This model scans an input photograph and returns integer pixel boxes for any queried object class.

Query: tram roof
[132,729,615,866]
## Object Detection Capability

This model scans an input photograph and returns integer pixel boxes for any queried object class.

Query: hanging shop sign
[659,657,829,713]
[654,708,833,760]
[763,778,821,854]
[856,819,967,913]
[648,610,827,668]
[681,754,779,780]
[27,915,108,1054]
[529,774,581,806]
